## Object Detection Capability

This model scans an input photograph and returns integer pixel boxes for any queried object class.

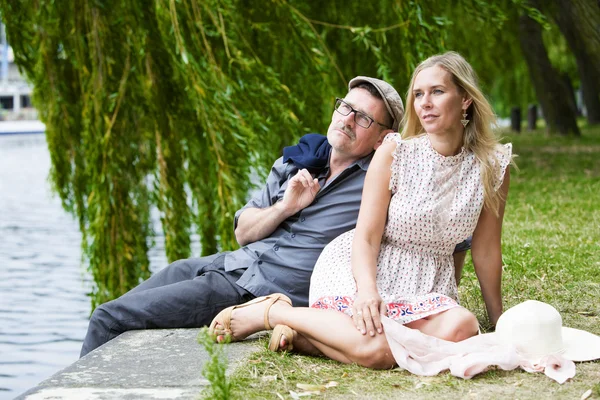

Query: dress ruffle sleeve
[383,132,408,194]
[493,143,512,191]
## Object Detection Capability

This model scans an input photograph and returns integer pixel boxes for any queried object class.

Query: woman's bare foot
[279,333,293,351]
[270,326,323,356]
[212,297,292,342]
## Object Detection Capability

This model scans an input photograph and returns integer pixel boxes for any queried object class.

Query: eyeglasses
[334,98,391,129]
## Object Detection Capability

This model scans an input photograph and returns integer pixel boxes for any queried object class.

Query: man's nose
[342,110,356,126]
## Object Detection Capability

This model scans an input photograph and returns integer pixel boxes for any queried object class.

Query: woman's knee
[352,336,396,369]
[444,308,479,342]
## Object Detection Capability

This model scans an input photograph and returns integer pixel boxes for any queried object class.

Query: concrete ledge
[17,329,262,400]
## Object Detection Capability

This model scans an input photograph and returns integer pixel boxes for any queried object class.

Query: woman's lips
[422,114,438,121]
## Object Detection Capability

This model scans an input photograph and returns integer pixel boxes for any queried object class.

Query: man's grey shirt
[225,152,372,306]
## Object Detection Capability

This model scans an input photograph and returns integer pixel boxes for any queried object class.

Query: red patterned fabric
[311,293,459,322]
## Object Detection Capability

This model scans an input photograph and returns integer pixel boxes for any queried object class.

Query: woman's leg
[219,301,396,369]
[277,307,395,368]
[405,307,479,342]
[272,308,479,356]
[217,299,479,364]
[274,329,323,356]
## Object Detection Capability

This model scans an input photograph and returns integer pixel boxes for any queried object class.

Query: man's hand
[352,290,387,337]
[280,169,320,215]
[235,169,320,246]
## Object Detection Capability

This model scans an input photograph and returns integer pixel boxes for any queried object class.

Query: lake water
[0,134,179,399]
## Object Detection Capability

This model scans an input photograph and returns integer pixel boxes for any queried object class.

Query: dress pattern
[309,133,512,324]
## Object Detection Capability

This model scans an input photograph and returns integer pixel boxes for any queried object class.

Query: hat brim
[562,327,600,362]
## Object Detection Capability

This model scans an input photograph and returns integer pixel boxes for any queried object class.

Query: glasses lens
[335,99,352,115]
[335,98,374,128]
[354,112,372,129]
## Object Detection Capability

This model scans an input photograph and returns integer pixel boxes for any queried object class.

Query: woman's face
[412,65,471,138]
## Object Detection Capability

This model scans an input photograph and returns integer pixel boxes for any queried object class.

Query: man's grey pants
[80,252,254,357]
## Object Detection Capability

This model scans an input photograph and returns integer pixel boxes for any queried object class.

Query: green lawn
[226,125,600,399]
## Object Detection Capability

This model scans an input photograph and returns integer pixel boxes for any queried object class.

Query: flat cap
[348,76,404,131]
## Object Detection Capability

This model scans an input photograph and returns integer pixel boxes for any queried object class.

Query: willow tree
[0,0,460,308]
[518,1,580,135]
[5,0,582,308]
[3,0,587,308]
[546,0,600,124]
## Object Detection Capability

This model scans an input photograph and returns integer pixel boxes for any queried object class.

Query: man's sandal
[209,293,292,343]
[268,324,296,352]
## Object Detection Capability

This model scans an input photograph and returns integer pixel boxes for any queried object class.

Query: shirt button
[300,217,306,222]
[274,245,279,251]
[258,261,263,265]
[314,199,318,204]
[291,234,296,238]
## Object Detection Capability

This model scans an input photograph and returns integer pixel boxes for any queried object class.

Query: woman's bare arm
[471,168,510,326]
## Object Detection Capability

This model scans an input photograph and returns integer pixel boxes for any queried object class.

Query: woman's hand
[352,290,388,336]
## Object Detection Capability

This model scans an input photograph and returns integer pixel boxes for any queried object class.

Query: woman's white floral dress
[309,132,512,324]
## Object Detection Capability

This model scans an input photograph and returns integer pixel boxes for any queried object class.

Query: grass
[198,327,234,400]
[225,125,600,399]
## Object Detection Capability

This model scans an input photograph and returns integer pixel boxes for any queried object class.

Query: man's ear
[373,128,393,150]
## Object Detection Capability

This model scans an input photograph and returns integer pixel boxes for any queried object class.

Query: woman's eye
[414,92,422,98]
[433,89,443,94]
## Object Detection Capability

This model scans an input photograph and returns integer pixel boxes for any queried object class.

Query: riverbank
[16,329,261,399]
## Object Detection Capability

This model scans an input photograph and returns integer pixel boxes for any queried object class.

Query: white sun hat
[494,300,600,362]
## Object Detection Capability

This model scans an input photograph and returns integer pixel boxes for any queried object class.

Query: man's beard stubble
[335,122,356,140]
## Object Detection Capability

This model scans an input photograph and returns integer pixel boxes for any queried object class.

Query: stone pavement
[16,329,262,400]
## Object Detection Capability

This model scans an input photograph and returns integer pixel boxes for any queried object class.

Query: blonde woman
[210,51,512,369]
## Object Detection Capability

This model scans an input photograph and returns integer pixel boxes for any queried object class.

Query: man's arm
[235,168,319,246]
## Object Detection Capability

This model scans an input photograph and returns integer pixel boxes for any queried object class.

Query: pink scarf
[381,316,576,384]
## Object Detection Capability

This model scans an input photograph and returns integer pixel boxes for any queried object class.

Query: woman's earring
[461,110,470,127]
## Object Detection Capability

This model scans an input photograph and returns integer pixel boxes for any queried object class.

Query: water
[0,134,178,399]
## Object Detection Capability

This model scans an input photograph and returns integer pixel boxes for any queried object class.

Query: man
[80,76,404,357]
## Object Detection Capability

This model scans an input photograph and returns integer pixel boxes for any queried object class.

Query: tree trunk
[549,0,600,124]
[558,0,600,68]
[518,11,581,135]
[579,66,600,124]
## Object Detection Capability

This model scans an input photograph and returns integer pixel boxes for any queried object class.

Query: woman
[210,51,512,369]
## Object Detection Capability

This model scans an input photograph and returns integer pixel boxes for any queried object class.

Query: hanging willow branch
[1,0,525,309]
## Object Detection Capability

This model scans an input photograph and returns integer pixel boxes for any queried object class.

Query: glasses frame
[334,98,391,129]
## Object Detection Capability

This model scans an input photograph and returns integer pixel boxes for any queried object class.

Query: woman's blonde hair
[401,51,510,215]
